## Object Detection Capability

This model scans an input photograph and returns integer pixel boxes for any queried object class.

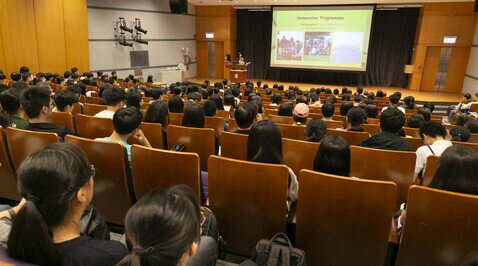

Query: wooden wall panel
[445,47,470,93]
[0,0,40,75]
[34,0,67,74]
[63,0,90,73]
[0,16,6,73]
[419,47,441,92]
[197,41,209,78]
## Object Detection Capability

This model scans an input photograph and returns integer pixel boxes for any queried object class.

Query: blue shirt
[95,137,131,163]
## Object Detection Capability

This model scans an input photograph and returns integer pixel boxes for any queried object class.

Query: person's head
[429,146,478,196]
[278,102,293,117]
[119,185,201,266]
[295,95,308,105]
[126,89,143,109]
[341,94,350,101]
[357,87,363,95]
[379,107,405,134]
[406,112,425,128]
[340,101,353,116]
[151,87,164,101]
[113,107,143,136]
[423,102,435,113]
[353,95,363,104]
[103,88,127,108]
[210,94,224,111]
[203,99,217,117]
[181,104,204,128]
[292,103,309,124]
[71,67,78,75]
[10,72,21,82]
[450,126,471,142]
[453,113,468,126]
[333,89,339,96]
[271,93,282,104]
[168,95,184,114]
[147,75,153,83]
[364,104,378,119]
[376,90,384,97]
[321,103,334,118]
[53,90,78,112]
[465,120,478,133]
[19,66,30,74]
[310,93,319,104]
[403,96,415,108]
[419,121,447,145]
[305,118,326,142]
[256,80,262,87]
[7,144,94,265]
[418,108,431,121]
[0,90,22,115]
[234,102,257,130]
[65,85,82,100]
[313,136,350,177]
[224,94,235,108]
[144,101,169,128]
[463,93,472,100]
[247,120,282,164]
[20,86,53,120]
[389,94,400,105]
[63,71,72,79]
[347,107,367,131]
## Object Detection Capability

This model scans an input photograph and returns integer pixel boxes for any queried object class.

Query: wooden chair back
[127,122,164,149]
[83,103,107,116]
[282,138,319,175]
[296,170,397,266]
[323,119,343,129]
[332,115,347,128]
[0,128,20,200]
[167,125,215,171]
[350,146,416,209]
[367,118,380,124]
[86,97,102,104]
[220,131,248,161]
[469,133,478,143]
[216,110,230,120]
[75,114,113,139]
[396,186,478,266]
[268,115,294,125]
[169,113,183,126]
[453,141,478,153]
[470,103,478,112]
[402,137,423,151]
[6,128,59,171]
[204,116,225,138]
[71,103,82,116]
[276,123,306,141]
[422,155,439,187]
[362,124,380,135]
[131,145,200,200]
[326,129,370,146]
[403,127,420,138]
[208,156,289,255]
[64,135,132,225]
[50,112,75,132]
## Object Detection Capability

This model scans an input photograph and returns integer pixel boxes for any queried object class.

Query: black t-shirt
[359,131,413,151]
[57,236,127,266]
[27,122,73,139]
[234,129,251,135]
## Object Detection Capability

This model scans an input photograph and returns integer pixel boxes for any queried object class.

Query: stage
[187,77,463,104]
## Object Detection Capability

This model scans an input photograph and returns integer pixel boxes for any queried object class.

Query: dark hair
[365,104,378,119]
[419,121,447,139]
[182,104,204,128]
[19,66,30,74]
[429,146,478,195]
[389,94,400,105]
[379,107,405,134]
[321,103,334,118]
[147,75,153,83]
[144,101,169,128]
[0,90,21,115]
[406,112,425,128]
[453,113,468,126]
[103,88,127,107]
[450,126,471,142]
[127,89,143,109]
[65,85,81,98]
[341,94,350,101]
[278,102,293,117]
[340,101,353,116]
[203,99,217,117]
[151,87,164,100]
[376,90,384,97]
[64,71,72,79]
[224,94,235,107]
[113,107,143,135]
[465,120,478,133]
[210,94,224,111]
[357,87,363,94]
[347,107,367,131]
[305,118,326,142]
[7,144,93,265]
[54,90,78,112]
[271,93,282,104]
[418,108,431,121]
[464,93,472,100]
[168,95,184,114]
[313,136,350,177]
[234,102,257,129]
[20,86,51,119]
[119,185,201,266]
[403,96,415,109]
[423,102,435,113]
[333,89,339,95]
[247,120,282,164]
[353,95,362,104]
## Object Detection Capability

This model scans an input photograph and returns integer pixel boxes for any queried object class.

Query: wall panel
[0,15,5,73]
[64,0,90,73]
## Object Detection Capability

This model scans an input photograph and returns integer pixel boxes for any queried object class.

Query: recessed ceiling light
[235,0,239,2]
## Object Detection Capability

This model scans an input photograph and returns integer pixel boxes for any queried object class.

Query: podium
[226,63,248,84]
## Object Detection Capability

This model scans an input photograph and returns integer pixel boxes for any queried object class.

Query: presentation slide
[270,6,374,71]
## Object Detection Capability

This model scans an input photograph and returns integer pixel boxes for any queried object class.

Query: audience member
[418,108,431,122]
[223,94,235,112]
[346,107,367,132]
[168,95,184,114]
[365,104,378,119]
[466,120,478,133]
[382,93,405,113]
[144,101,169,149]
[0,73,8,92]
[270,93,282,106]
[182,104,205,128]
[53,90,78,113]
[204,100,217,117]
[234,102,257,135]
[309,93,321,108]
[340,101,353,116]
[94,88,127,119]
[0,90,28,129]
[450,126,471,142]
[126,89,143,109]
[423,102,435,113]
[292,103,309,125]
[210,94,225,111]
[150,87,164,103]
[278,102,293,117]
[321,103,334,121]
[305,118,326,142]
[415,122,452,178]
[403,96,415,109]
[452,113,468,126]
[406,112,425,129]
[313,136,350,177]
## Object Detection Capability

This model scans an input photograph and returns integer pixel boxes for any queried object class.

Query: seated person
[144,101,169,149]
[234,102,257,135]
[309,93,321,108]
[450,126,471,142]
[126,89,143,109]
[168,95,184,114]
[403,96,415,110]
[359,107,413,151]
[0,90,28,129]
[406,112,425,129]
[203,100,217,117]
[182,104,219,155]
[94,88,127,119]
[321,103,334,121]
[270,93,282,107]
[423,102,435,113]
[340,101,353,116]
[415,122,452,179]
[150,87,164,103]
[382,93,405,114]
[53,90,78,113]
[466,120,478,133]
[21,86,73,138]
[353,95,363,106]
[185,92,201,109]
[96,107,151,163]
[118,185,217,266]
[0,73,8,92]
[365,104,378,119]
[305,118,326,142]
[292,103,309,125]
[346,107,367,132]
[452,113,468,126]
[223,94,236,113]
[313,136,350,176]
[278,102,293,117]
[7,144,127,265]
[247,120,298,211]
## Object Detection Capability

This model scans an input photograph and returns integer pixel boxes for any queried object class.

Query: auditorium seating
[362,124,380,135]
[402,127,420,138]
[326,129,370,145]
[65,135,132,226]
[350,146,416,209]
[296,170,397,266]
[453,141,478,153]
[227,119,238,132]
[83,103,107,116]
[276,123,307,141]
[422,155,439,186]
[127,122,164,149]
[86,97,102,104]
[167,125,215,171]
[220,131,248,160]
[268,114,294,124]
[204,116,225,139]
[332,115,347,128]
[169,113,183,126]
[216,110,231,120]
[323,119,343,129]
[6,127,59,171]
[208,156,288,255]
[469,133,478,143]
[395,186,478,265]
[75,114,113,139]
[50,112,75,132]
[0,128,20,200]
[282,138,319,175]
[131,145,200,200]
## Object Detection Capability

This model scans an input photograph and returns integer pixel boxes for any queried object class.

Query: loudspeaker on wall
[170,0,188,14]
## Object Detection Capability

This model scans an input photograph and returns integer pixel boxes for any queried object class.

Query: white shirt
[460,101,478,110]
[414,140,453,176]
[93,110,115,119]
[382,106,406,114]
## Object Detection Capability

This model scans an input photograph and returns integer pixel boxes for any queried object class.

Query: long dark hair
[313,136,350,177]
[182,104,205,128]
[8,144,93,265]
[210,94,224,111]
[144,101,169,128]
[429,146,478,195]
[127,89,143,109]
[118,185,201,266]
[247,120,283,164]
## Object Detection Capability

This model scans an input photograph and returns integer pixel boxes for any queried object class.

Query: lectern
[226,63,248,84]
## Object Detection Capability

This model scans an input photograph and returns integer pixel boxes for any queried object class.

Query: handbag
[171,144,185,152]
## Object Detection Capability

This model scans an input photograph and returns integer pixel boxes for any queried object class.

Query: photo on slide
[331,32,363,64]
[304,32,332,56]
[276,31,304,61]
